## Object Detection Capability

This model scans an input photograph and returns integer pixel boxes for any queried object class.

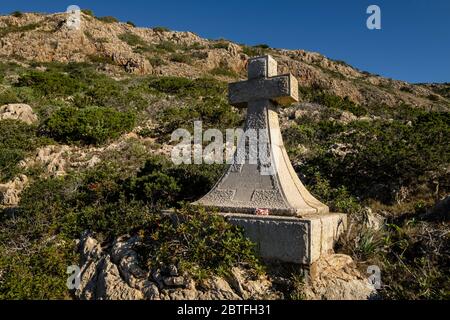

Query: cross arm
[228,73,299,108]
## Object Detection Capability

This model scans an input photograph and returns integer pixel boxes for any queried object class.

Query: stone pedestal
[220,212,347,264]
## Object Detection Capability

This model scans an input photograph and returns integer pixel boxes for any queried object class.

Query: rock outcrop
[75,233,280,300]
[304,254,378,300]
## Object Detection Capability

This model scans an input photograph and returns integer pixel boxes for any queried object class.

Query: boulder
[0,104,38,124]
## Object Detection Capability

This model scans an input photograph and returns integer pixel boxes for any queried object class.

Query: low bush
[155,41,178,53]
[81,9,94,17]
[10,11,23,18]
[147,76,227,98]
[125,155,224,209]
[147,56,166,67]
[286,112,450,204]
[0,23,39,37]
[242,45,269,57]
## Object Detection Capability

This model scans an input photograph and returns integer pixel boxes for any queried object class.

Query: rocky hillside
[0,11,448,300]
[1,12,449,109]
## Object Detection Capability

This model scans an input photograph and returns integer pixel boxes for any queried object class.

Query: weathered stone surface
[0,104,38,124]
[163,276,188,288]
[305,254,378,300]
[75,233,278,300]
[222,212,346,264]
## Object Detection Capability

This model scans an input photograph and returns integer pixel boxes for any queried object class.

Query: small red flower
[255,208,269,216]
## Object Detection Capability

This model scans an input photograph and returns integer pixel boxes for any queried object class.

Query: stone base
[219,212,347,265]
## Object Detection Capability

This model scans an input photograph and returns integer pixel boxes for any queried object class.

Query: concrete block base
[220,212,347,265]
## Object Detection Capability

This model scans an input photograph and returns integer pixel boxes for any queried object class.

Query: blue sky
[1,0,449,83]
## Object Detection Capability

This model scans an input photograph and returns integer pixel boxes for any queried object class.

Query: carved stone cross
[196,55,329,216]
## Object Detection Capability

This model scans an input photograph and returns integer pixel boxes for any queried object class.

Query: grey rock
[163,276,188,288]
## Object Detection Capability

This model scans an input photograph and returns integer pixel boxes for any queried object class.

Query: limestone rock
[339,111,358,124]
[305,254,378,300]
[0,104,38,124]
[75,233,280,301]
[0,175,29,206]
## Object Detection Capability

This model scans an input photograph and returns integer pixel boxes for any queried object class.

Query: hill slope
[0,11,449,300]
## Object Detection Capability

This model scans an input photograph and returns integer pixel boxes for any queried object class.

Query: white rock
[0,174,28,206]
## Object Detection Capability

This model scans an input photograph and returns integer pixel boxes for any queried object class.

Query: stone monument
[195,55,346,265]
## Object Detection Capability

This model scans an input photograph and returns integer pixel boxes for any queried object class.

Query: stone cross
[195,55,329,216]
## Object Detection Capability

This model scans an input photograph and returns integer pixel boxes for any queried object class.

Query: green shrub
[288,112,450,203]
[10,11,23,18]
[81,9,94,17]
[254,44,270,49]
[147,56,166,67]
[0,88,19,105]
[210,66,238,78]
[155,41,178,53]
[310,92,367,116]
[126,21,136,27]
[0,23,39,37]
[212,41,230,49]
[0,240,76,299]
[242,45,268,57]
[16,70,86,97]
[42,106,135,145]
[87,54,116,65]
[125,155,224,209]
[169,53,192,65]
[147,76,227,98]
